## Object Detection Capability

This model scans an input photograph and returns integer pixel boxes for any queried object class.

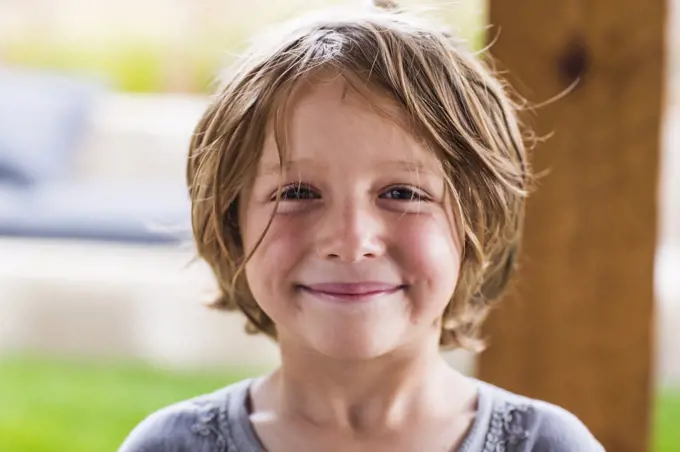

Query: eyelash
[272,183,319,201]
[269,183,431,202]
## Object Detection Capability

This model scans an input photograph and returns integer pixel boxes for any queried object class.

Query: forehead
[258,72,443,174]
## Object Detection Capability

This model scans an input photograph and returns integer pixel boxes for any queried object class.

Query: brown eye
[381,186,429,202]
[272,184,320,201]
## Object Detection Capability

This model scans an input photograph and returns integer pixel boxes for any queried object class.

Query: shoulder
[478,381,605,452]
[117,379,252,452]
[525,398,605,451]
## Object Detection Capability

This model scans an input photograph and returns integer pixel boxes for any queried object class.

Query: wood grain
[479,1,667,451]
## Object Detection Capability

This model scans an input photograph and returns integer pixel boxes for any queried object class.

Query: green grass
[1,355,676,451]
[0,355,262,452]
[655,386,680,452]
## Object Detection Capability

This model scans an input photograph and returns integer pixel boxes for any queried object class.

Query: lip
[298,282,404,302]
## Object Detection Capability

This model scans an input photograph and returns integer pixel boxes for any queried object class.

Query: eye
[380,186,430,202]
[271,183,320,201]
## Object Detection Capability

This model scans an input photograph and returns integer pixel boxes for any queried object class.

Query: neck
[257,334,470,433]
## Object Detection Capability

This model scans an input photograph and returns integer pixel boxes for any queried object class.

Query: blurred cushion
[0,181,191,244]
[0,155,32,185]
[0,67,102,186]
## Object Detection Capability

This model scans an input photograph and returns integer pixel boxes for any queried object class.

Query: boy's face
[240,75,462,360]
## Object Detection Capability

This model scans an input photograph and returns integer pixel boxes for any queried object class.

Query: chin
[307,331,401,361]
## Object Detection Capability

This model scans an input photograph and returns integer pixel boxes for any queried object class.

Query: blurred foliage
[0,355,677,452]
[2,37,239,93]
[0,2,485,93]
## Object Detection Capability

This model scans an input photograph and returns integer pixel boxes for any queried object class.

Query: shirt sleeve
[523,401,606,452]
[117,400,228,452]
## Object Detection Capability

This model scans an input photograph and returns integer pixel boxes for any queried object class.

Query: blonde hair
[187,0,531,351]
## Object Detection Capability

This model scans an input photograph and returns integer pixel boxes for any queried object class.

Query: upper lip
[300,282,404,295]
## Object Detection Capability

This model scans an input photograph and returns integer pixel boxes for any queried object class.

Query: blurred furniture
[0,77,283,370]
[0,237,282,370]
[0,67,190,244]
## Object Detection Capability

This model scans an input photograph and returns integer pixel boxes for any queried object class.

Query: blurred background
[0,0,677,451]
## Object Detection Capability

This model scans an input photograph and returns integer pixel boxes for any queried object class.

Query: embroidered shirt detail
[189,401,228,451]
[482,402,532,452]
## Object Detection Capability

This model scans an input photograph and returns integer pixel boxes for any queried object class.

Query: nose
[314,199,386,263]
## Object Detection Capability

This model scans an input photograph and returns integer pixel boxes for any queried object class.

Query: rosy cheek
[398,214,460,282]
[246,212,311,282]
[244,204,300,250]
[265,214,310,251]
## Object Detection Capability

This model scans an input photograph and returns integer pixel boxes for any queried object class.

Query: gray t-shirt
[118,377,605,451]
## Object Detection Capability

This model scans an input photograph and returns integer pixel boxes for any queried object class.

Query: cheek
[242,212,311,300]
[397,213,461,295]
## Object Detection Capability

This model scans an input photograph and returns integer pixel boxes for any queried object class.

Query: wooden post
[479,1,667,451]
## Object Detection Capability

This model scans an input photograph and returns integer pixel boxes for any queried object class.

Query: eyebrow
[384,159,441,175]
[256,158,441,178]
[256,159,317,178]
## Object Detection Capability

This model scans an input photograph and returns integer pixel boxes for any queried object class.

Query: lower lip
[298,286,403,303]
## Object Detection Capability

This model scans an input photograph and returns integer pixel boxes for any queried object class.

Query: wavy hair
[187,0,531,351]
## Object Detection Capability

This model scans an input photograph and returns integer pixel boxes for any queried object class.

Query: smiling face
[239,75,462,360]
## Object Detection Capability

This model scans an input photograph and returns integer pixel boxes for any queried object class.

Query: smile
[297,282,405,302]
